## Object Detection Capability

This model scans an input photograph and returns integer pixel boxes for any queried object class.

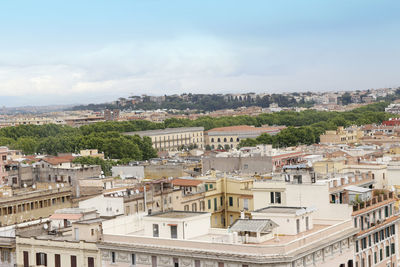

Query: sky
[0,0,399,107]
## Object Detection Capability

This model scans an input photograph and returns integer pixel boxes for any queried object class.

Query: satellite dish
[135,189,139,194]
[23,183,27,188]
[32,184,36,189]
[43,224,48,230]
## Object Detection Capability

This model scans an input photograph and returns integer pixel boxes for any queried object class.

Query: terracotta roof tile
[207,125,285,133]
[172,178,203,187]
[42,155,75,165]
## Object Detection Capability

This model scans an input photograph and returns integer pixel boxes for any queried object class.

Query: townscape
[0,93,399,267]
[2,1,400,267]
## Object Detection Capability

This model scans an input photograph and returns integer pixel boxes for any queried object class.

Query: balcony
[352,191,395,213]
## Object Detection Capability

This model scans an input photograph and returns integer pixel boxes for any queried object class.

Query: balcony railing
[353,191,394,212]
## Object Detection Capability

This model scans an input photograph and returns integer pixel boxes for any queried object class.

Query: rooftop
[255,206,312,215]
[125,127,204,136]
[147,211,208,219]
[230,219,278,233]
[171,178,203,187]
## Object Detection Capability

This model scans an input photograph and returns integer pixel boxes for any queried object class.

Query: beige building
[99,210,356,267]
[320,126,363,144]
[205,125,285,149]
[125,127,204,151]
[200,175,254,228]
[80,149,105,159]
[0,184,73,227]
[16,217,102,267]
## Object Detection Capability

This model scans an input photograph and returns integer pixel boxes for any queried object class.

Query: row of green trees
[0,102,392,158]
[0,124,157,161]
[237,102,392,148]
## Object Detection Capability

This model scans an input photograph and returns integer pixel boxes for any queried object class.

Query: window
[2,249,10,262]
[306,217,309,231]
[23,251,29,267]
[153,224,159,237]
[173,257,179,267]
[218,263,224,267]
[36,252,47,266]
[229,197,233,206]
[152,256,157,267]
[220,196,223,206]
[275,192,281,203]
[361,237,367,249]
[184,205,189,211]
[208,199,211,209]
[391,243,395,255]
[55,254,61,267]
[243,199,249,210]
[131,254,136,265]
[111,252,116,263]
[270,192,281,204]
[386,245,390,257]
[195,260,200,267]
[88,257,94,267]
[74,228,79,240]
[380,249,383,261]
[374,252,377,264]
[296,219,300,234]
[214,198,217,211]
[171,225,177,239]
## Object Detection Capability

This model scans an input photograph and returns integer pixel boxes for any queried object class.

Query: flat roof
[124,127,204,136]
[73,218,105,225]
[147,211,208,219]
[255,206,306,214]
[344,185,372,193]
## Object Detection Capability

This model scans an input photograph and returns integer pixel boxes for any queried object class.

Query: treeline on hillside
[71,90,400,112]
[71,93,315,112]
[0,102,392,157]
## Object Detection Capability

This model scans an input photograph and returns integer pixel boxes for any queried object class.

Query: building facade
[125,127,204,151]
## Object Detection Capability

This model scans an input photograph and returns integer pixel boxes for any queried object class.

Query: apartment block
[320,126,363,145]
[205,125,285,149]
[0,184,73,227]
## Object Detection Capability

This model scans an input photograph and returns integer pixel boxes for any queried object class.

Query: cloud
[0,33,399,106]
[0,35,256,104]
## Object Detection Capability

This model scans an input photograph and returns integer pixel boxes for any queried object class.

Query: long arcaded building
[124,127,204,151]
